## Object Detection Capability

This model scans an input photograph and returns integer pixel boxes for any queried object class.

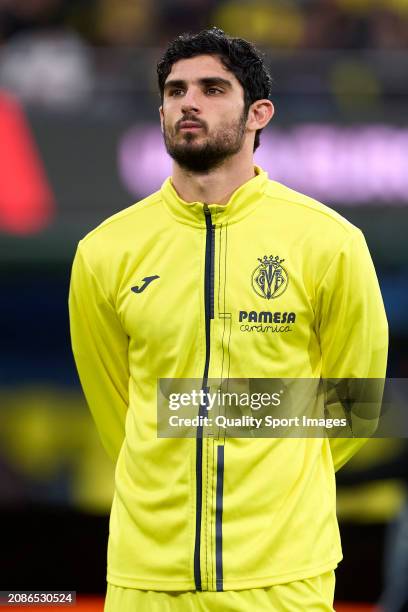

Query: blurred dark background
[0,0,407,609]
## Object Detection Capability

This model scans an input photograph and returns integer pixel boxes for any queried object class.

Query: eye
[206,87,223,95]
[169,88,185,97]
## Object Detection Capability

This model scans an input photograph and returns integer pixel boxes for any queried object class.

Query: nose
[181,88,200,114]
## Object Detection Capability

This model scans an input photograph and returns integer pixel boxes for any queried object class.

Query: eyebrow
[163,77,233,92]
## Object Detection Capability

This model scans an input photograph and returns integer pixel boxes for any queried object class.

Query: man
[69,28,388,611]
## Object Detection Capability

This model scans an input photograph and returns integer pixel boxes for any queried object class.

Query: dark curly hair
[157,28,272,152]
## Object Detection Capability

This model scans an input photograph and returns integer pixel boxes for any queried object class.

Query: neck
[171,148,256,205]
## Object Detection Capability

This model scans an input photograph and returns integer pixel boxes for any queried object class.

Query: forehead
[165,54,242,88]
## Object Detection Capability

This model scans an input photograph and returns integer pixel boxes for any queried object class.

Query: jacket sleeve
[316,228,388,472]
[69,244,130,463]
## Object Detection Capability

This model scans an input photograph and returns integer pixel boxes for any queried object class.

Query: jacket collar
[160,165,268,227]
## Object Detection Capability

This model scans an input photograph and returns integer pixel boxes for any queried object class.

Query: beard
[163,110,247,173]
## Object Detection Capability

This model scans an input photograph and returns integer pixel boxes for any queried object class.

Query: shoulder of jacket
[79,190,162,248]
[263,179,360,238]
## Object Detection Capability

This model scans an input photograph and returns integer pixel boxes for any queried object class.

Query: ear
[159,105,164,133]
[246,99,274,132]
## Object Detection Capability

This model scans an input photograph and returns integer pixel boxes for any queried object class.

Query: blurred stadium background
[0,0,407,610]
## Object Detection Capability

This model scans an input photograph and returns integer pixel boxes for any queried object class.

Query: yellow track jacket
[69,166,388,592]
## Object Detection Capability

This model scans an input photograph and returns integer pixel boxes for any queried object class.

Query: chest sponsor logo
[239,310,296,333]
[252,255,288,299]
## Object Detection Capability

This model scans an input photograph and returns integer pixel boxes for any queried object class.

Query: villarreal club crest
[252,255,289,299]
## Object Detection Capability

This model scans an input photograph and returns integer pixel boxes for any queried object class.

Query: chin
[181,134,203,144]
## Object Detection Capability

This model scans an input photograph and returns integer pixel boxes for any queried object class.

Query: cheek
[162,106,178,128]
[215,107,245,129]
[164,118,181,141]
[160,111,172,133]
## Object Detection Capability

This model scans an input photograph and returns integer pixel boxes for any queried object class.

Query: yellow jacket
[69,166,388,591]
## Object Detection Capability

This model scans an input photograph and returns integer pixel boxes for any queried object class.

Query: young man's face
[160,54,249,173]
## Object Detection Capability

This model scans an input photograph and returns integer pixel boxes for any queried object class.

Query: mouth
[178,121,204,132]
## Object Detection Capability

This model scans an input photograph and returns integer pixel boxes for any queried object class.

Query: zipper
[215,444,225,591]
[194,204,215,591]
[203,204,215,323]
